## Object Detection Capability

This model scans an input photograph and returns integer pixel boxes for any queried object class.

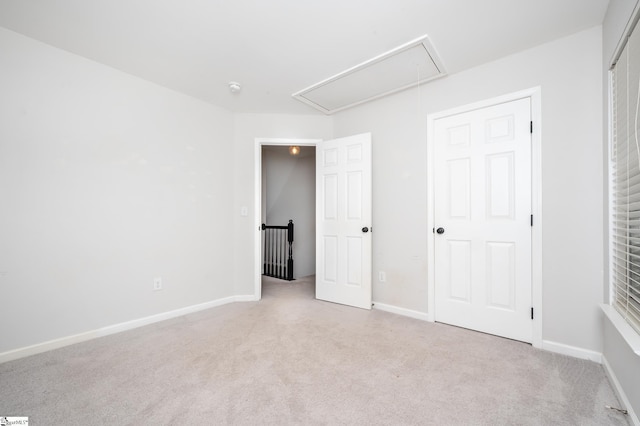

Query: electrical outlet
[379,271,386,282]
[153,277,162,291]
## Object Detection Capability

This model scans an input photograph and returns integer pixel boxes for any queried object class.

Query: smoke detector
[228,81,242,93]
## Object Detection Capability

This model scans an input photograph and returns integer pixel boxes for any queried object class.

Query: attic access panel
[293,35,446,114]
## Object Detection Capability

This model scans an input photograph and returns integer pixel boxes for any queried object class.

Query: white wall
[0,18,614,368]
[232,114,332,296]
[0,28,235,354]
[602,0,640,421]
[332,27,604,353]
[263,146,316,278]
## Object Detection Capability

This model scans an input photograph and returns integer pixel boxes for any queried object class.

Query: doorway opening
[255,133,373,309]
[254,139,320,300]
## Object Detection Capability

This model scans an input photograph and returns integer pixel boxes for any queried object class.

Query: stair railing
[261,219,294,281]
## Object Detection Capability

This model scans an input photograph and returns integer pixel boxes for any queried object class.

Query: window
[611,16,640,335]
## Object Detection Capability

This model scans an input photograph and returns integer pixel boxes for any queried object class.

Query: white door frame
[253,138,322,300]
[426,87,543,349]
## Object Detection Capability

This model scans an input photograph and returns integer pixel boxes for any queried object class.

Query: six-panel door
[316,133,372,310]
[434,98,532,343]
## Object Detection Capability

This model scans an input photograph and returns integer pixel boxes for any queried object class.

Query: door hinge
[530,121,533,134]
[530,214,533,227]
[531,307,534,320]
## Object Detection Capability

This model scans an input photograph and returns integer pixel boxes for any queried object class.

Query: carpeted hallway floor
[0,275,630,425]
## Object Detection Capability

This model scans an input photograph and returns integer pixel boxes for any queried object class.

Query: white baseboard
[234,294,260,302]
[372,301,431,322]
[602,355,640,426]
[374,305,602,364]
[0,295,254,364]
[542,340,602,363]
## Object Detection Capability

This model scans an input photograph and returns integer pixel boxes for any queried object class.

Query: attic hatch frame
[292,34,446,115]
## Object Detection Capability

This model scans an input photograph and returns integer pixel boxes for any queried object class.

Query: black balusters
[261,220,294,281]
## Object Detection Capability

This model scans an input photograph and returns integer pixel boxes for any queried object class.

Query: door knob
[362,227,369,233]
[436,227,445,234]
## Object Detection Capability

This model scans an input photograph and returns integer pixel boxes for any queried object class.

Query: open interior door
[316,133,372,309]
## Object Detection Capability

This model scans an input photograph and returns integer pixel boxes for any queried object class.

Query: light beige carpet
[0,275,629,425]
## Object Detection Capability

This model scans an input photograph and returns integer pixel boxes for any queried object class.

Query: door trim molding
[253,138,321,300]
[426,87,542,348]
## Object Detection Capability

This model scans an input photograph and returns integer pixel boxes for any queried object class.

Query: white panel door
[434,98,532,342]
[316,133,372,309]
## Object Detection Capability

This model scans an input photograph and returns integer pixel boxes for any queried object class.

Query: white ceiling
[0,0,610,115]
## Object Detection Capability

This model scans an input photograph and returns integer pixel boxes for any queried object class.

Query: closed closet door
[433,98,533,343]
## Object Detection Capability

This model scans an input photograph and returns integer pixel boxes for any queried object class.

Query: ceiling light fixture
[228,81,241,93]
[289,146,300,156]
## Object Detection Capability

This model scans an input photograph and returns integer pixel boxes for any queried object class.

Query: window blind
[611,18,640,335]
